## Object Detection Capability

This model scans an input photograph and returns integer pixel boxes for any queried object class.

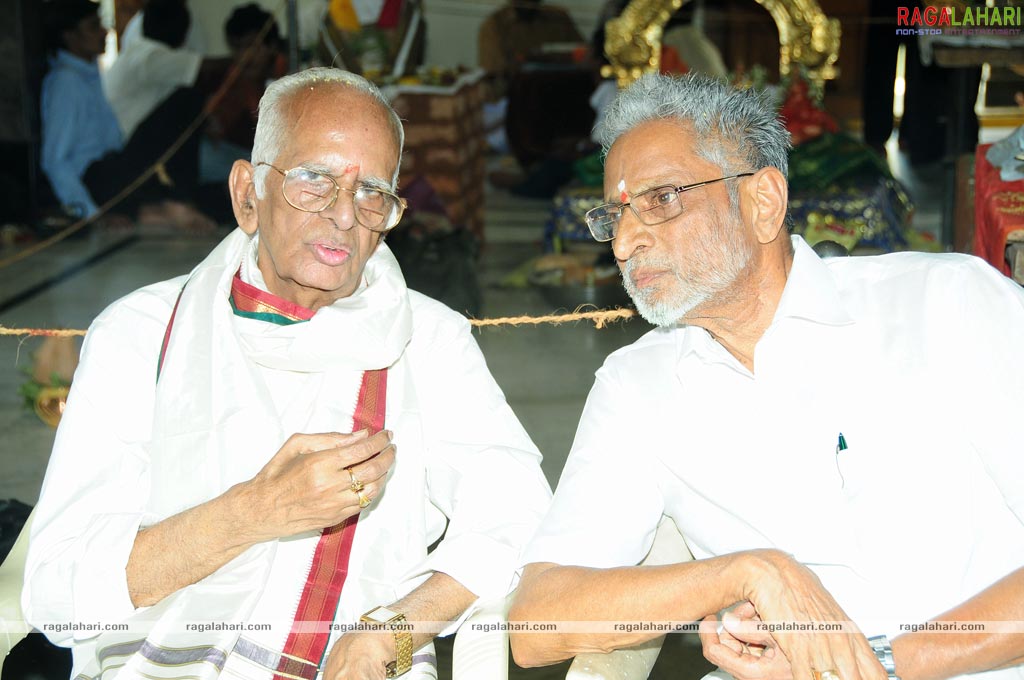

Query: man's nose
[319,190,358,230]
[611,209,655,262]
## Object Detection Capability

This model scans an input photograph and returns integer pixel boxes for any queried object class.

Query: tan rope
[0,4,284,272]
[0,308,637,339]
[0,327,86,337]
[469,307,636,329]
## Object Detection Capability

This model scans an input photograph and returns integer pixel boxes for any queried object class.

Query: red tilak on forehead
[618,179,628,203]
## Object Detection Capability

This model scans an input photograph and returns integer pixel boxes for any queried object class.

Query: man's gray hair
[251,67,405,198]
[596,73,791,180]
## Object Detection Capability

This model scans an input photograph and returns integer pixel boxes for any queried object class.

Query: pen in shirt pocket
[835,432,848,488]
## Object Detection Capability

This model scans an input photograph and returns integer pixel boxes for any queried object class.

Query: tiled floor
[0,147,948,679]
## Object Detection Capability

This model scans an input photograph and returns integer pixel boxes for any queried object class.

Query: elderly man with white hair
[23,67,551,680]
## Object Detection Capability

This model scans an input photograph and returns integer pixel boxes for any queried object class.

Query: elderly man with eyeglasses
[23,67,552,680]
[510,73,1024,680]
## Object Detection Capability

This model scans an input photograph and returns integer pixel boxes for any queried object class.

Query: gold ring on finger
[357,490,372,509]
[813,670,842,680]
[348,469,365,493]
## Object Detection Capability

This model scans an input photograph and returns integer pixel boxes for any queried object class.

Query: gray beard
[620,219,753,328]
[622,261,708,326]
[618,260,708,327]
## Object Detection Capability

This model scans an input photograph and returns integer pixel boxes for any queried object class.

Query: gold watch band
[386,619,413,678]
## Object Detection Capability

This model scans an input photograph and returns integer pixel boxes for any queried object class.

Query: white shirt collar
[672,235,855,370]
[772,235,856,327]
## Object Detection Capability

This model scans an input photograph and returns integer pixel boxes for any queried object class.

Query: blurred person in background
[102,0,224,231]
[120,0,206,54]
[478,0,582,99]
[201,3,287,185]
[40,0,213,232]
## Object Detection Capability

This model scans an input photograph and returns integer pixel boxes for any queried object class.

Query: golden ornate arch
[602,0,841,87]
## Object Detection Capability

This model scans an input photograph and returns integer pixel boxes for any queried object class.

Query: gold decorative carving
[603,0,841,87]
[602,0,685,87]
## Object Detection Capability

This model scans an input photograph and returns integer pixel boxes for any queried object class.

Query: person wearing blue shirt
[40,0,121,218]
[40,0,216,232]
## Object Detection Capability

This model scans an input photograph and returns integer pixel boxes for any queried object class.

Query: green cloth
[788,132,893,193]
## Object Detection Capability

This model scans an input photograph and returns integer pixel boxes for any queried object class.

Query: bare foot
[162,201,217,235]
[138,201,217,235]
[137,202,174,228]
[96,212,136,235]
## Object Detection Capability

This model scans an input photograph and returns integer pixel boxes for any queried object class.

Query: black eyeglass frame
[584,172,755,242]
[256,162,408,232]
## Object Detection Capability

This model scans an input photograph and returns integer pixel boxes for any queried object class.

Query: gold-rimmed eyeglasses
[584,173,754,242]
[256,162,407,232]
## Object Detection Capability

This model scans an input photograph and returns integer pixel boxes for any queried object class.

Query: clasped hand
[323,630,396,680]
[700,552,887,680]
[241,430,396,542]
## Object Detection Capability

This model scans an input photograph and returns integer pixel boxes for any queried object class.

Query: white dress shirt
[525,236,1024,680]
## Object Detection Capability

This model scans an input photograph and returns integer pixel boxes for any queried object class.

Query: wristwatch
[360,606,413,678]
[868,635,900,680]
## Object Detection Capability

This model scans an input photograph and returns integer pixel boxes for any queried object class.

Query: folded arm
[511,547,884,680]
[510,557,748,666]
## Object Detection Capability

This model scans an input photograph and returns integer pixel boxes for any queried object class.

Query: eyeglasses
[584,173,754,242]
[257,162,407,232]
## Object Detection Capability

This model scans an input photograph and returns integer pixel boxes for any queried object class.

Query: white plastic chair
[0,508,33,673]
[566,517,694,680]
[453,594,512,678]
[0,509,510,679]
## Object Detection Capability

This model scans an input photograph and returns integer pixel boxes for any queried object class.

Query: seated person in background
[480,0,593,198]
[40,0,212,231]
[510,73,1024,680]
[103,0,204,140]
[218,3,287,150]
[40,0,122,219]
[120,0,206,54]
[24,67,552,680]
[103,0,223,230]
[478,0,583,100]
[201,3,287,184]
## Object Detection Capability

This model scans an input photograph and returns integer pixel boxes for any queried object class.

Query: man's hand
[127,429,395,607]
[700,602,792,680]
[239,430,395,543]
[323,630,395,680]
[740,551,886,680]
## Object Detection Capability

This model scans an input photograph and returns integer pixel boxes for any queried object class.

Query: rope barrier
[469,307,636,329]
[0,4,285,272]
[0,307,637,339]
[0,327,85,337]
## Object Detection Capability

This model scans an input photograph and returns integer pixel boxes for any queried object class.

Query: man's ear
[229,160,259,235]
[744,167,788,245]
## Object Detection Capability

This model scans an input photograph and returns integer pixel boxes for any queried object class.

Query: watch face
[365,606,400,624]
